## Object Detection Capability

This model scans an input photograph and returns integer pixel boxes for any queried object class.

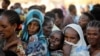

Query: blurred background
[0,0,100,11]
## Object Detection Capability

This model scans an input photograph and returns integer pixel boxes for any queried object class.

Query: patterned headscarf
[21,9,44,42]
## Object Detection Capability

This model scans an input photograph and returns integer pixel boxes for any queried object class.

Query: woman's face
[0,15,16,39]
[86,27,100,46]
[49,32,62,50]
[64,28,79,44]
[54,14,63,28]
[78,14,89,29]
[28,21,39,35]
[43,21,53,37]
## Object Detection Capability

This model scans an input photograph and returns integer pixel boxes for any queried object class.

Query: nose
[0,26,3,32]
[67,38,71,42]
[51,38,55,42]
[30,25,34,29]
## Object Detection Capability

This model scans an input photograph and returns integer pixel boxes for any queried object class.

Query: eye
[1,25,7,28]
[56,38,60,42]
[71,37,76,39]
[64,36,68,38]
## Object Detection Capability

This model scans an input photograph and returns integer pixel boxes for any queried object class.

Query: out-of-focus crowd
[0,0,100,56]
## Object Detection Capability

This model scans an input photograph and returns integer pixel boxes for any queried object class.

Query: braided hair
[87,20,100,29]
[87,20,100,49]
[1,10,21,31]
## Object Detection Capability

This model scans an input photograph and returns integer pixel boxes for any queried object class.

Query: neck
[6,33,17,43]
[90,45,98,52]
[70,13,76,16]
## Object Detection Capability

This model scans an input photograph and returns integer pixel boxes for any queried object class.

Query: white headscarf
[63,24,90,56]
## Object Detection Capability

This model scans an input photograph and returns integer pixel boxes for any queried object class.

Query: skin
[86,27,100,56]
[49,32,62,51]
[28,21,40,35]
[64,28,79,44]
[0,15,16,39]
[54,14,63,29]
[2,1,9,9]
[43,21,53,37]
[63,43,72,56]
[72,8,77,16]
[86,27,100,46]
[63,27,80,56]
[0,15,25,56]
[78,14,89,29]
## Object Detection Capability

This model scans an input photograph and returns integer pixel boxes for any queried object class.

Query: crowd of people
[0,0,100,56]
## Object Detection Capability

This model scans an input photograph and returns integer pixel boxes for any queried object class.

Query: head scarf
[21,9,50,56]
[63,24,90,56]
[21,9,44,42]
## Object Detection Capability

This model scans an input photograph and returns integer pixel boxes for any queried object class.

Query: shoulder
[92,50,100,56]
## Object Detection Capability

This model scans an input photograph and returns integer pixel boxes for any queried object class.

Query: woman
[43,16,54,38]
[48,30,64,56]
[86,20,100,56]
[21,9,49,56]
[63,24,90,56]
[0,10,25,56]
[78,12,95,45]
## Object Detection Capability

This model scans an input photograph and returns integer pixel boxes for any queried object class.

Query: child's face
[49,32,62,50]
[78,14,89,29]
[28,21,39,35]
[86,27,100,46]
[64,28,79,44]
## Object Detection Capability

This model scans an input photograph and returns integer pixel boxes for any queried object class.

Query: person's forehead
[0,15,9,23]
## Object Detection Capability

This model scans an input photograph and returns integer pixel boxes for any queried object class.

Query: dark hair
[43,16,53,26]
[93,4,100,9]
[82,12,95,21]
[68,4,76,12]
[4,0,10,5]
[50,30,64,49]
[0,9,5,15]
[45,11,55,21]
[52,8,64,19]
[87,20,100,48]
[28,5,41,11]
[14,3,21,6]
[91,4,100,21]
[40,5,46,12]
[1,10,21,31]
[4,50,18,56]
[87,20,100,30]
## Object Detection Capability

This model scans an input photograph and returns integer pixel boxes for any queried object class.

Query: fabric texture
[63,24,90,56]
[51,50,63,56]
[21,9,50,56]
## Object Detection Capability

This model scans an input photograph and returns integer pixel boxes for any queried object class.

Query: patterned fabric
[17,43,26,56]
[51,50,63,56]
[21,9,50,56]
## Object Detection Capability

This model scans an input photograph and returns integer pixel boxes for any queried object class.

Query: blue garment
[21,9,50,56]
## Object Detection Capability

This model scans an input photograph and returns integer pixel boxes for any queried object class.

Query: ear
[12,23,17,31]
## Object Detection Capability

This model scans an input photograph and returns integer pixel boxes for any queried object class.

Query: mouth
[50,43,54,47]
[88,40,95,44]
[0,33,4,37]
